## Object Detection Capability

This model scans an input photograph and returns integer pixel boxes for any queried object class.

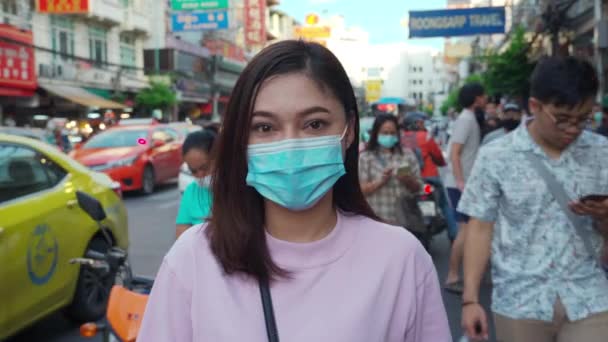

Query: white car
[178,162,196,193]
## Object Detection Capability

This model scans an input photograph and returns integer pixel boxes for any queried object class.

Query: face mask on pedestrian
[595,111,603,125]
[246,126,349,211]
[378,134,399,148]
[501,119,520,132]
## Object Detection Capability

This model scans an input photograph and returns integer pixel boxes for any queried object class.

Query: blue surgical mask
[594,112,603,124]
[378,134,398,148]
[246,129,347,211]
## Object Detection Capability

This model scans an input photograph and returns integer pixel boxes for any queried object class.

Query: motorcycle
[414,178,447,250]
[74,191,154,342]
[79,277,153,342]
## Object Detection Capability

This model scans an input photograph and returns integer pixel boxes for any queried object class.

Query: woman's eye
[307,120,326,130]
[253,123,273,133]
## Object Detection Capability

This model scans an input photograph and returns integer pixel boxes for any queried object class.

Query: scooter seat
[107,285,149,342]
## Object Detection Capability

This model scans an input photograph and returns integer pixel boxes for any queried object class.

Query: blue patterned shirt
[458,123,608,321]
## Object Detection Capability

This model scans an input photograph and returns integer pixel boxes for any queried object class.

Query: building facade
[32,0,151,121]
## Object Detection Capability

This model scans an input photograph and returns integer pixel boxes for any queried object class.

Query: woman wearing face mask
[359,114,423,225]
[139,40,450,342]
[175,129,216,238]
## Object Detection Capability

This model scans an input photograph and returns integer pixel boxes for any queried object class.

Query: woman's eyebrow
[252,106,331,118]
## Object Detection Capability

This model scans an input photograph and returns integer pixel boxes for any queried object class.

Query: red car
[71,125,182,194]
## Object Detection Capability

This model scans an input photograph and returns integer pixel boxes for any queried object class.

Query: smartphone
[396,165,414,177]
[580,194,608,203]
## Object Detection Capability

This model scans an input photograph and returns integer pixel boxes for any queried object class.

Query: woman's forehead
[253,73,343,115]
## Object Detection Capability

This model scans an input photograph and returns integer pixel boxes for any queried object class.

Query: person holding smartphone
[458,57,608,342]
[359,114,423,225]
[139,40,450,342]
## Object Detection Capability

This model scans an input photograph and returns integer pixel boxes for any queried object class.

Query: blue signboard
[409,7,505,38]
[171,10,229,32]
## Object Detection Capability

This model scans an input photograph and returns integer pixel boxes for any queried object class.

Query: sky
[278,0,447,50]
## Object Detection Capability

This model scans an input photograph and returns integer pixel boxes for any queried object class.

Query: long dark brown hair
[208,40,378,282]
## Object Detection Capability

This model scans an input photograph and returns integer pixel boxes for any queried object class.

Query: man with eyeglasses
[458,56,608,341]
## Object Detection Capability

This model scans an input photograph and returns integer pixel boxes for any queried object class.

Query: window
[120,35,137,74]
[161,128,179,142]
[89,26,108,66]
[419,92,423,100]
[51,16,75,60]
[120,0,131,7]
[152,130,174,143]
[1,0,17,24]
[0,143,67,203]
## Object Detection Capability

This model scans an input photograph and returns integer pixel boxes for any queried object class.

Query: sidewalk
[430,230,496,342]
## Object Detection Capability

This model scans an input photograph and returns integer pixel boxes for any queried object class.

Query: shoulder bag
[524,153,603,271]
[259,278,279,342]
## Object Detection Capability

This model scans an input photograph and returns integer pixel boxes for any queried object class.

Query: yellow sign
[365,80,382,103]
[294,26,331,39]
[305,14,319,25]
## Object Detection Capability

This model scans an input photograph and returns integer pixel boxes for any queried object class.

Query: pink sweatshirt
[138,211,451,342]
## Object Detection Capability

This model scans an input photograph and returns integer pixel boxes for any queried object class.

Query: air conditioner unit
[38,64,55,78]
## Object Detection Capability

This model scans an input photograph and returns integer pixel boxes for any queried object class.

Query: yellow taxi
[0,133,129,339]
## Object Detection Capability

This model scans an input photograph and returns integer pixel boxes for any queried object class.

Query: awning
[0,87,35,97]
[180,95,209,104]
[40,84,125,109]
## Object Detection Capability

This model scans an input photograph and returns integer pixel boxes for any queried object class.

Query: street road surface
[9,179,496,342]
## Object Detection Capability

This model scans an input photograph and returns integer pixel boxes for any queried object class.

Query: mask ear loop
[339,125,349,141]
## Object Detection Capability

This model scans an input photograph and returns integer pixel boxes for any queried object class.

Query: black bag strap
[524,152,596,259]
[259,278,279,342]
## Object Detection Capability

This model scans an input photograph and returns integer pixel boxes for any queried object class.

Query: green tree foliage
[440,26,534,115]
[483,26,534,99]
[135,82,177,110]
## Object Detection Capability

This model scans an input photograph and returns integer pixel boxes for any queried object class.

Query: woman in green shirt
[176,129,216,238]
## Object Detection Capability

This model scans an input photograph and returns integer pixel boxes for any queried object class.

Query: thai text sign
[171,10,229,32]
[170,0,228,11]
[244,0,266,47]
[0,25,37,91]
[294,26,331,40]
[409,7,505,38]
[36,0,89,13]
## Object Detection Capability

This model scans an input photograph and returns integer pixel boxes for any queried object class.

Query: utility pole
[594,0,606,98]
[542,0,578,56]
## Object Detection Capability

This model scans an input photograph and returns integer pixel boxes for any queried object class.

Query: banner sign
[409,6,505,38]
[244,0,266,48]
[171,11,229,32]
[204,40,246,62]
[0,25,37,92]
[36,0,89,14]
[365,80,382,104]
[294,26,331,39]
[170,0,228,11]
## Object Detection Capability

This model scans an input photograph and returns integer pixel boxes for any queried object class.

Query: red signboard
[36,0,90,14]
[0,25,37,96]
[204,39,246,62]
[244,0,266,49]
